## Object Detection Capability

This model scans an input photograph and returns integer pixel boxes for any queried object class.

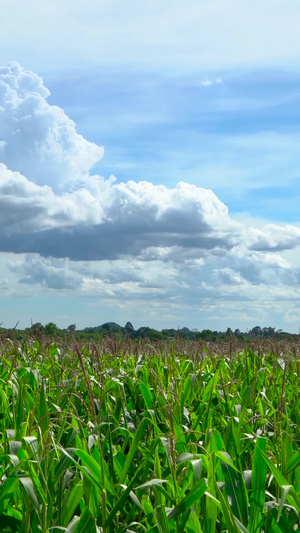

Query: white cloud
[1,62,300,331]
[0,163,107,234]
[213,268,244,286]
[200,78,222,87]
[9,255,82,290]
[0,163,237,261]
[246,224,300,251]
[1,1,300,72]
[0,63,103,188]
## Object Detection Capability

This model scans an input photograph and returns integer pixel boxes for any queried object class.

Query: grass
[0,337,299,532]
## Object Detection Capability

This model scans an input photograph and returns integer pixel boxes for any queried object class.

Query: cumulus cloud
[210,246,295,287]
[246,224,300,251]
[1,62,300,324]
[7,254,176,297]
[0,160,238,260]
[9,255,82,290]
[0,163,107,233]
[213,267,244,286]
[0,62,104,188]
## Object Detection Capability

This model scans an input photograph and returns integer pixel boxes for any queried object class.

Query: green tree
[45,322,59,336]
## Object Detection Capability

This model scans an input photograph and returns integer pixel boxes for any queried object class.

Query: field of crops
[0,338,299,532]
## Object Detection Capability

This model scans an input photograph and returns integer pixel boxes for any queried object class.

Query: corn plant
[0,339,298,532]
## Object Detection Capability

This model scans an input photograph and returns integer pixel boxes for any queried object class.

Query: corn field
[0,339,299,532]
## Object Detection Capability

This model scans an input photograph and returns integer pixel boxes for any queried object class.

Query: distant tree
[67,324,76,332]
[45,322,59,336]
[162,329,176,338]
[262,327,275,337]
[250,326,261,337]
[149,329,165,340]
[201,329,213,341]
[212,331,219,341]
[31,323,44,336]
[137,327,152,338]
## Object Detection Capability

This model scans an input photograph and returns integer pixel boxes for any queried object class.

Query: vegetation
[0,321,297,343]
[0,337,299,532]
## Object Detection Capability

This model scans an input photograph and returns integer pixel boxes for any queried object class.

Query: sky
[1,0,300,332]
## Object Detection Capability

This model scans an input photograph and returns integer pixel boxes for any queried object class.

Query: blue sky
[46,66,300,221]
[1,1,300,332]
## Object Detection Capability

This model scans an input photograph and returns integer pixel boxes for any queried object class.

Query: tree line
[0,321,297,342]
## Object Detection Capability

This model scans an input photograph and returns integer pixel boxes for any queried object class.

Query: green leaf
[154,505,170,533]
[63,483,84,527]
[177,453,195,464]
[215,451,240,472]
[286,451,300,474]
[39,381,49,435]
[104,438,160,528]
[216,484,240,533]
[167,478,207,520]
[0,476,19,503]
[74,506,97,533]
[65,516,80,533]
[19,477,40,514]
[191,458,202,484]
[248,438,267,533]
[120,484,143,510]
[234,517,251,533]
[136,478,169,490]
[59,448,103,493]
[139,382,153,410]
[22,436,38,457]
[205,453,218,533]
[277,485,292,522]
[119,418,148,484]
[266,508,295,533]
[161,437,172,470]
[260,448,300,512]
[220,452,248,526]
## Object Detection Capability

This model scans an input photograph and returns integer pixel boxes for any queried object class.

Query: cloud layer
[1,63,300,329]
[2,1,300,72]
